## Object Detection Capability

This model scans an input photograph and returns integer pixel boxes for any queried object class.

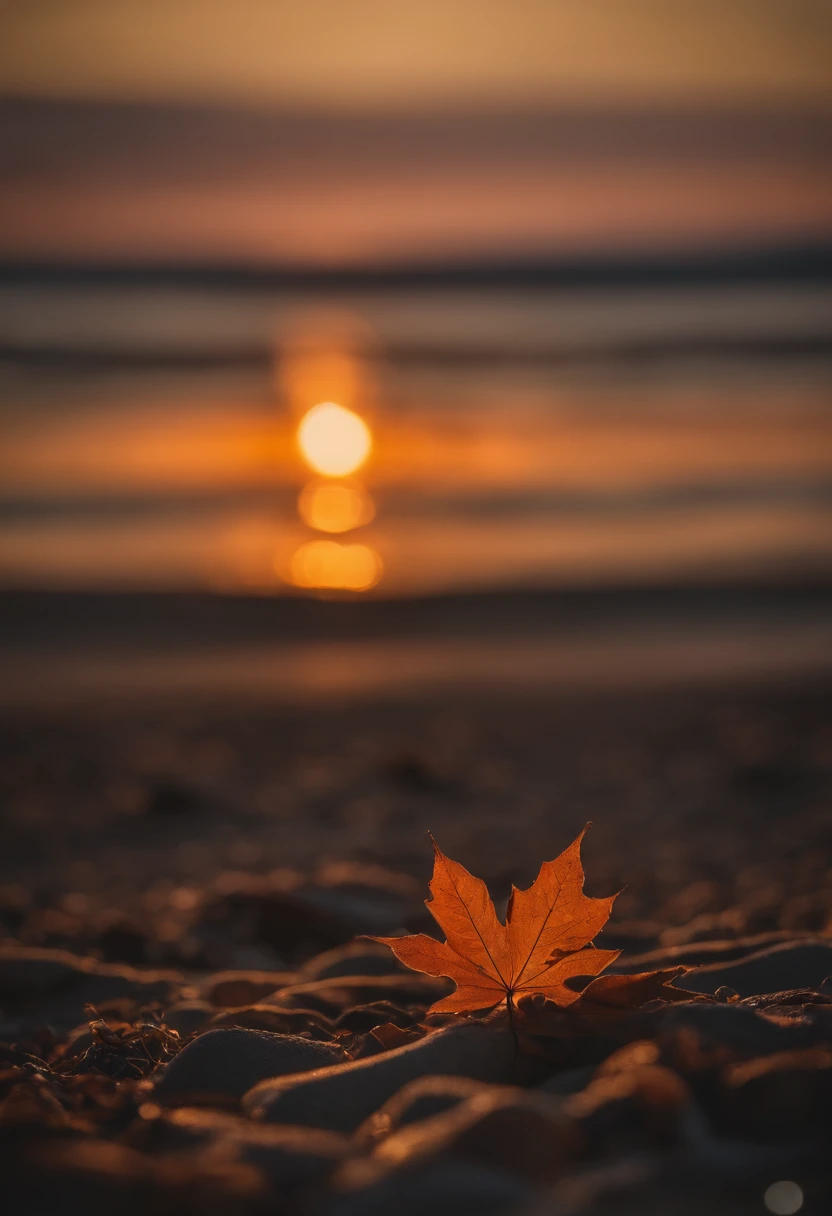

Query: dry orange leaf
[513,966,700,1027]
[577,967,699,1009]
[370,826,620,1014]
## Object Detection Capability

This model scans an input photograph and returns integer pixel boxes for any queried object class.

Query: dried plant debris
[57,1014,182,1080]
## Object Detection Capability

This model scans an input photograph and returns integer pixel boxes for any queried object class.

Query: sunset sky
[2,0,830,266]
[1,0,830,107]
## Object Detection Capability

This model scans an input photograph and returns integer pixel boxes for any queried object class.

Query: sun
[297,402,372,477]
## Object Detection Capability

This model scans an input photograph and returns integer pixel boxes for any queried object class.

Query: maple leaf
[370,826,620,1015]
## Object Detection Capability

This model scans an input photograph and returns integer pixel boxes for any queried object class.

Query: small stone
[0,945,87,997]
[197,886,351,959]
[722,1046,832,1138]
[199,970,296,1008]
[334,1001,416,1032]
[267,973,449,1016]
[679,941,832,999]
[209,1004,334,1037]
[0,945,182,1029]
[660,1001,816,1056]
[153,1027,346,1104]
[615,932,817,974]
[356,1075,499,1147]
[328,1157,530,1216]
[299,941,408,982]
[564,1064,691,1151]
[245,1016,517,1133]
[153,1107,349,1185]
[339,1087,574,1191]
[162,1001,214,1038]
[537,1065,597,1096]
[330,1160,533,1216]
[714,986,739,1002]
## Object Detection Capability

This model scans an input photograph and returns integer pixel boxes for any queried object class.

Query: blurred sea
[1,254,831,596]
[2,94,831,708]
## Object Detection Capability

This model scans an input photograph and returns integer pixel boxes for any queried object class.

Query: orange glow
[297,402,372,477]
[288,540,382,591]
[280,337,368,417]
[298,481,375,533]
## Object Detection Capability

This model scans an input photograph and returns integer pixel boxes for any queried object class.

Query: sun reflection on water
[289,539,382,591]
[297,480,375,533]
[287,393,381,592]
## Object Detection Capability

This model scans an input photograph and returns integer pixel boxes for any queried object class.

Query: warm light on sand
[298,481,375,533]
[297,402,371,477]
[289,539,382,591]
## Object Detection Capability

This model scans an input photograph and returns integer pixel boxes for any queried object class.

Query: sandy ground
[2,674,829,945]
[2,633,831,1214]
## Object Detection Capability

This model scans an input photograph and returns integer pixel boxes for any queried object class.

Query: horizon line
[3,240,832,291]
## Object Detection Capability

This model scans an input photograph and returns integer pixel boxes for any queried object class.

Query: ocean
[2,254,831,598]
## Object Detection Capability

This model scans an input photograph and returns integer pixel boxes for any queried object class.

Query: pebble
[6,1140,155,1216]
[563,1063,691,1150]
[297,864,422,936]
[677,941,832,998]
[245,1015,517,1132]
[351,1087,575,1185]
[721,1046,832,1138]
[162,1000,214,1038]
[199,970,296,1007]
[298,940,408,981]
[334,999,417,1032]
[150,1107,349,1185]
[0,945,88,996]
[355,1075,502,1147]
[6,1138,262,1216]
[614,931,815,973]
[537,1065,597,1096]
[0,945,182,1029]
[197,885,351,960]
[659,1000,822,1056]
[153,1027,346,1104]
[330,1160,533,1216]
[265,972,450,1015]
[208,1003,334,1036]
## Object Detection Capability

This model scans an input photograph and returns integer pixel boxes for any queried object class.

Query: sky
[2,0,830,266]
[1,0,831,108]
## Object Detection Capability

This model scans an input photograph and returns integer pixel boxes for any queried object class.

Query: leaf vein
[439,853,509,988]
[513,873,565,983]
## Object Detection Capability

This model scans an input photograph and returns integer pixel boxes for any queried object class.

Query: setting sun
[297,402,372,477]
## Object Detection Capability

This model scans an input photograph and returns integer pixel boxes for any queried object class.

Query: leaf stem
[506,991,518,1057]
